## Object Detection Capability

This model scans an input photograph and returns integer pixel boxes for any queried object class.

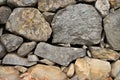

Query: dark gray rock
[17,41,36,57]
[2,53,37,66]
[0,0,6,5]
[6,8,52,41]
[52,4,102,45]
[0,42,6,59]
[7,0,37,7]
[1,34,23,52]
[34,42,86,66]
[104,9,120,50]
[38,0,76,12]
[0,6,11,24]
[0,28,3,36]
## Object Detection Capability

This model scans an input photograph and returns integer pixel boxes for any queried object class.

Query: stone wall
[0,0,120,80]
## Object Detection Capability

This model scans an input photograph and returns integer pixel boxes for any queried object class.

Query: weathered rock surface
[39,59,55,65]
[14,66,27,73]
[38,0,76,12]
[17,42,36,57]
[0,0,6,5]
[109,0,120,9]
[75,57,111,80]
[0,66,20,80]
[95,0,110,17]
[0,6,11,24]
[111,60,120,79]
[35,42,86,66]
[28,54,39,62]
[43,12,55,24]
[52,4,102,45]
[6,8,52,41]
[20,64,68,80]
[0,43,6,59]
[1,34,23,52]
[3,54,37,66]
[78,0,96,2]
[90,47,120,61]
[67,63,74,78]
[7,0,37,7]
[104,8,120,50]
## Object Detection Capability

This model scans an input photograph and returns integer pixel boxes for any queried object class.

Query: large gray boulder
[104,9,120,50]
[6,8,52,41]
[34,42,86,66]
[52,4,102,45]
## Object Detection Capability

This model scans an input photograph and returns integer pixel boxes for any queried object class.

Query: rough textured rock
[95,0,110,17]
[14,66,27,73]
[52,4,102,45]
[109,0,120,9]
[75,57,111,80]
[90,47,120,61]
[0,66,20,80]
[0,0,6,5]
[43,12,55,24]
[1,34,23,52]
[6,8,52,41]
[78,0,96,2]
[2,54,37,66]
[17,42,36,57]
[111,60,120,79]
[7,0,37,7]
[104,9,120,50]
[20,64,68,80]
[28,54,39,62]
[67,63,74,78]
[0,43,6,59]
[0,6,11,24]
[35,42,86,66]
[38,0,76,12]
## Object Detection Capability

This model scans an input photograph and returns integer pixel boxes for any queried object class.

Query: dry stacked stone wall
[0,0,120,80]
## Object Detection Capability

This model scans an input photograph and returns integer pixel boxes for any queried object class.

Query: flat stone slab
[34,42,86,66]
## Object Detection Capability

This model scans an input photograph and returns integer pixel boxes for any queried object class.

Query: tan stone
[109,0,120,9]
[90,47,120,61]
[14,66,27,73]
[39,59,55,66]
[38,0,76,12]
[0,66,20,80]
[67,63,75,78]
[75,57,111,80]
[20,64,68,80]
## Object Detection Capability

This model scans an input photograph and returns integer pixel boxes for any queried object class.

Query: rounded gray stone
[6,8,52,41]
[1,34,23,52]
[104,9,120,50]
[7,0,37,7]
[52,4,102,45]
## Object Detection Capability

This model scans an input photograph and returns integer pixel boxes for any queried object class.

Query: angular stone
[77,0,96,2]
[109,0,120,9]
[20,64,68,80]
[43,12,55,24]
[75,57,111,80]
[17,41,36,57]
[0,66,20,80]
[38,0,76,12]
[0,43,6,59]
[90,47,120,61]
[111,60,120,78]
[39,59,55,66]
[67,63,75,78]
[2,54,37,66]
[52,4,102,45]
[0,0,6,5]
[104,9,120,50]
[35,42,86,66]
[14,66,27,73]
[0,6,11,24]
[6,8,52,41]
[7,0,37,7]
[95,0,110,17]
[1,34,23,52]
[28,54,39,62]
